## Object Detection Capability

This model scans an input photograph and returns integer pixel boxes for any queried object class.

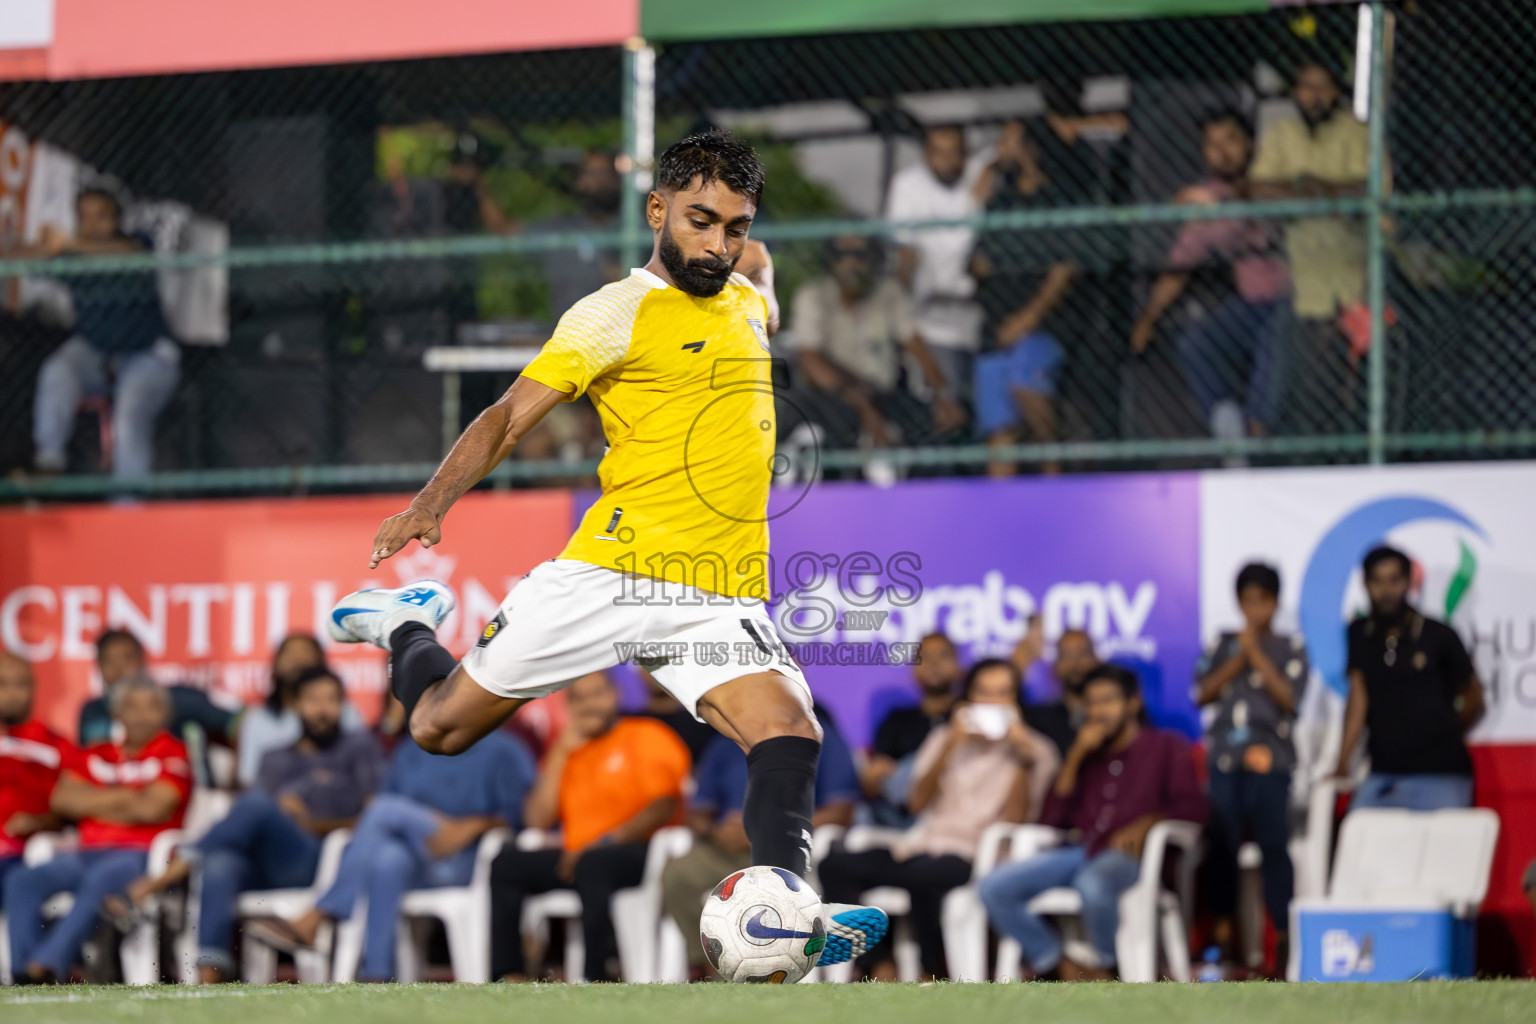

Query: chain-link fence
[0,0,1531,500]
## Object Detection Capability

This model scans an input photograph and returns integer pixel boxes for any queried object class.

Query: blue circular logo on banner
[1299,496,1484,696]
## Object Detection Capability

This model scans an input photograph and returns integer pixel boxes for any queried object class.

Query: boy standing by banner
[1195,562,1307,973]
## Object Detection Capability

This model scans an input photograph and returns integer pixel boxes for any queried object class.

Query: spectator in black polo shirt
[1334,545,1484,811]
[1012,621,1098,757]
[860,633,963,827]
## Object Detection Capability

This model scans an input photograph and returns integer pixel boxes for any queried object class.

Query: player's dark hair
[1236,562,1281,598]
[963,658,1023,708]
[291,665,344,698]
[1199,107,1253,140]
[655,128,764,203]
[96,628,144,663]
[1081,662,1140,702]
[1363,545,1412,579]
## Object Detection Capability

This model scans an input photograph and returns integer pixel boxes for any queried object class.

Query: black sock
[743,735,820,877]
[389,621,457,727]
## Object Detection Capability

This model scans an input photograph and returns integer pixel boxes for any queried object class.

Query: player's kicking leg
[330,581,886,968]
[693,671,888,967]
[327,581,528,754]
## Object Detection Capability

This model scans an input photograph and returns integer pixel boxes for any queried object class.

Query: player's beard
[659,222,736,297]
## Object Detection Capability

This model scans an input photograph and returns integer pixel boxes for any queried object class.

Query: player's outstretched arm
[736,239,781,337]
[369,375,568,568]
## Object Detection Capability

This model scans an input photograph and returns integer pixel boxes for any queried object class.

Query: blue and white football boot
[816,902,891,967]
[326,581,455,650]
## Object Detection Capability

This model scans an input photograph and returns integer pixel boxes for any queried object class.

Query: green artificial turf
[2,980,1530,1024]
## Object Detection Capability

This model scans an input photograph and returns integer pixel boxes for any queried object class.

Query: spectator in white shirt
[886,125,983,404]
[785,235,965,451]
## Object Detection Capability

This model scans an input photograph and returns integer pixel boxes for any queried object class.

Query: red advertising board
[2,0,638,82]
[0,490,574,736]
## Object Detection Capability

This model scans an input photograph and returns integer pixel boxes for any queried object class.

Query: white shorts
[460,558,812,719]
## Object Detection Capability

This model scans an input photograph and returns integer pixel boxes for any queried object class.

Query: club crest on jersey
[477,611,507,648]
[746,317,769,352]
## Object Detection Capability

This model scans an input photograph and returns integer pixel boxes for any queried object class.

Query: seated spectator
[246,728,536,981]
[1195,563,1307,971]
[978,664,1206,981]
[78,630,237,784]
[488,671,689,982]
[235,634,365,787]
[888,125,983,406]
[1012,620,1099,757]
[8,188,181,480]
[116,667,383,982]
[636,668,716,766]
[1335,545,1483,811]
[1131,110,1293,441]
[4,676,191,984]
[662,705,858,979]
[784,235,963,453]
[1,652,72,895]
[970,119,1081,475]
[860,632,962,828]
[819,659,1058,981]
[1249,60,1371,431]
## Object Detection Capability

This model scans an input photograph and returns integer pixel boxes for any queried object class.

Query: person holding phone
[817,659,1058,980]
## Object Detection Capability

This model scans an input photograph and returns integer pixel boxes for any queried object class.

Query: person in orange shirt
[489,671,689,982]
[5,676,191,984]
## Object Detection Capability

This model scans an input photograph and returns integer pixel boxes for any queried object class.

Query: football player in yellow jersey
[325,129,887,971]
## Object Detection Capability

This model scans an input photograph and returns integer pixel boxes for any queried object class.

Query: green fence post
[1366,1,1390,465]
[621,38,656,274]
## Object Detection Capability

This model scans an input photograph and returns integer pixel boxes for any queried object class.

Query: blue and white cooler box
[1297,905,1477,981]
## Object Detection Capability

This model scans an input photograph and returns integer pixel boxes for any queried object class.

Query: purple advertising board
[579,472,1203,748]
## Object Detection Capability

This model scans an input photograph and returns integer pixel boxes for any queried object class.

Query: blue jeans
[978,845,1141,972]
[3,848,147,977]
[33,335,181,479]
[1352,773,1473,812]
[1177,296,1291,429]
[190,790,321,970]
[315,794,472,981]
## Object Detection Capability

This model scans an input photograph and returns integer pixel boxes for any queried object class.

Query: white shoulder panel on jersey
[549,271,660,373]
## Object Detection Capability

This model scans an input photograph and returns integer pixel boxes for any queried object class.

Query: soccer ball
[699,865,828,984]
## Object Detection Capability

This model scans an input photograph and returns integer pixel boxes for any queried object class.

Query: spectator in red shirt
[4,676,191,984]
[1,652,73,893]
[977,664,1206,980]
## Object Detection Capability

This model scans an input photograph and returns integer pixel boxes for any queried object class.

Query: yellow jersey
[519,267,775,599]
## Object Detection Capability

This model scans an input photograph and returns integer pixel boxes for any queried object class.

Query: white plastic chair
[237,828,352,984]
[1287,807,1500,981]
[990,820,1204,983]
[940,822,1055,982]
[813,825,925,983]
[611,826,694,983]
[514,829,586,981]
[330,827,511,983]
